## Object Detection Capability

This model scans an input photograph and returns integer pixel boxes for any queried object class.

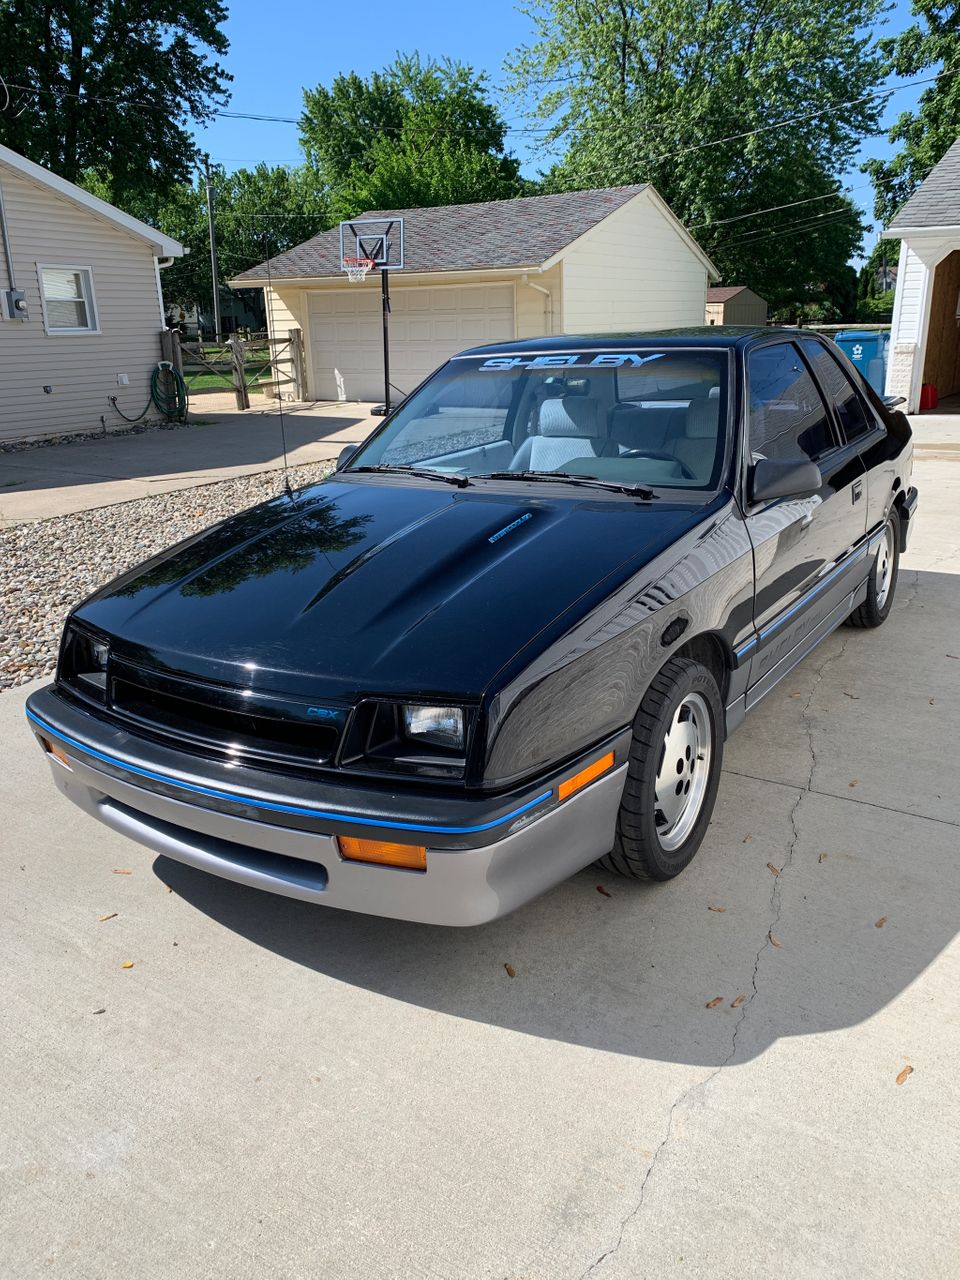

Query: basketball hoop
[344,256,375,283]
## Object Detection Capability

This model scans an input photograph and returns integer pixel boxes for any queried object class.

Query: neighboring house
[883,137,960,411]
[231,185,720,402]
[705,285,768,327]
[0,143,184,442]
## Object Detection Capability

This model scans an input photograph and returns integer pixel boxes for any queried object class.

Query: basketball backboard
[339,218,405,272]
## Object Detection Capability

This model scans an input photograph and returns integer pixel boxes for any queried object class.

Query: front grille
[103,661,343,776]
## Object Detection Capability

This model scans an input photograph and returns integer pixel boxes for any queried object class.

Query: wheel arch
[670,631,732,703]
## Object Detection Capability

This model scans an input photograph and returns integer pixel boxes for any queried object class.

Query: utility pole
[203,157,222,343]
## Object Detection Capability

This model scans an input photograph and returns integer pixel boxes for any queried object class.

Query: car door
[742,340,867,704]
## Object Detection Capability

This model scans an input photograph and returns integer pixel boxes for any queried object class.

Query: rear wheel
[598,656,724,881]
[847,508,900,629]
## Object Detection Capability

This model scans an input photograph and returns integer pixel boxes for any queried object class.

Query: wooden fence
[162,329,307,409]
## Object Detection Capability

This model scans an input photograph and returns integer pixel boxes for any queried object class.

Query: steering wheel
[618,448,697,481]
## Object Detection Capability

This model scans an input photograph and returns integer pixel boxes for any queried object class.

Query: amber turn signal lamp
[39,736,72,770]
[337,835,427,872]
[558,751,615,802]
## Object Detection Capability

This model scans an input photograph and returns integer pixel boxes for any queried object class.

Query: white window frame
[37,264,100,335]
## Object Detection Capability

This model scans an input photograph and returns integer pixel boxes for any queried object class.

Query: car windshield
[345,348,729,491]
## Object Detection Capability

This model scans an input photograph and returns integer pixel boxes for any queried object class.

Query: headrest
[538,396,602,437]
[686,398,720,439]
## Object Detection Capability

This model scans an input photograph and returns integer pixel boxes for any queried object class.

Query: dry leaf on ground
[768,932,782,948]
[97,913,117,923]
[742,834,753,843]
[112,869,132,875]
[705,997,724,1009]
[707,905,726,913]
[120,961,135,970]
[818,852,828,863]
[875,917,887,928]
[92,1008,106,1015]
[848,779,859,788]
[730,994,747,1008]
[766,862,780,876]
[896,1065,914,1085]
[596,885,612,898]
[503,963,516,978]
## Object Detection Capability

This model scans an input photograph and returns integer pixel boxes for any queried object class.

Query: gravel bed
[1,461,332,691]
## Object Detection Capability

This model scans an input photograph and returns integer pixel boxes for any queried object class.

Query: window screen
[40,267,97,332]
[800,339,875,443]
[747,343,835,462]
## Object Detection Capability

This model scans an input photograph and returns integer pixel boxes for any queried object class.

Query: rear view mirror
[337,444,358,470]
[750,457,822,504]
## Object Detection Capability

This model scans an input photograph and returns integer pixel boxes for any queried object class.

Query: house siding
[0,163,164,442]
[885,236,959,410]
[560,189,708,333]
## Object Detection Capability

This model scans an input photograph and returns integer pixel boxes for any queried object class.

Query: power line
[0,68,951,145]
[715,208,860,253]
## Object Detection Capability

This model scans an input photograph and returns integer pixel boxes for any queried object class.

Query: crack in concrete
[579,638,851,1278]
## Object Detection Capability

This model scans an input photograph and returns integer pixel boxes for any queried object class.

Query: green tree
[300,54,527,218]
[0,0,230,205]
[506,0,882,309]
[865,1,960,222]
[84,164,329,317]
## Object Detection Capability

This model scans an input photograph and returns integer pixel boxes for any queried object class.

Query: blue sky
[194,0,922,255]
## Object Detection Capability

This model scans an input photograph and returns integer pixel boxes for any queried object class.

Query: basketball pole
[381,266,391,413]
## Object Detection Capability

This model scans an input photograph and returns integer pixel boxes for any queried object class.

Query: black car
[26,328,918,925]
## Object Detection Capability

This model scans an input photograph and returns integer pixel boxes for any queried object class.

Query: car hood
[75,477,706,699]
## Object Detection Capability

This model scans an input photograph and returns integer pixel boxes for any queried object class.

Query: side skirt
[724,578,868,733]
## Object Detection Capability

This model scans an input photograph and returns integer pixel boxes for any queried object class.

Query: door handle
[852,479,864,503]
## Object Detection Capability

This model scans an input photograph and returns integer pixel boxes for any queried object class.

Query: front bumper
[26,686,628,926]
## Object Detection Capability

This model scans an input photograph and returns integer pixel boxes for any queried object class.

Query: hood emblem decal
[488,512,533,544]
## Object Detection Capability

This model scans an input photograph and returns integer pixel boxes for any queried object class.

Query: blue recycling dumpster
[833,330,890,395]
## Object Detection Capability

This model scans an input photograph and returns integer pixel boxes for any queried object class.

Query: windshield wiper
[477,471,658,499]
[347,464,470,488]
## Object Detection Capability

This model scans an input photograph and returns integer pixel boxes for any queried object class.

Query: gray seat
[510,396,617,471]
[610,402,686,453]
[666,398,720,481]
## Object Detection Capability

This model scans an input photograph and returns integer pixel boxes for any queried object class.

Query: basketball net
[344,256,375,283]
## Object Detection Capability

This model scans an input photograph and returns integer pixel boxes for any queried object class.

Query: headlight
[402,704,464,750]
[339,700,470,778]
[61,624,110,700]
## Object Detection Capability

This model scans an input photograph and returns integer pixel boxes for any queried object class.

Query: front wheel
[598,656,724,881]
[847,507,900,629]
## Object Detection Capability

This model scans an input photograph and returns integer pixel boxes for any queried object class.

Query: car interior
[370,353,728,489]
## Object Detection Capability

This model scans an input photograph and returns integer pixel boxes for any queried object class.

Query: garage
[306,283,515,402]
[233,187,719,405]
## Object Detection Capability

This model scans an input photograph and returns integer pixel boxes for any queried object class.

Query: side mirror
[749,457,822,504]
[337,444,358,470]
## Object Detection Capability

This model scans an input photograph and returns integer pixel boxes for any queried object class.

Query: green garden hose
[108,361,189,425]
[150,361,189,421]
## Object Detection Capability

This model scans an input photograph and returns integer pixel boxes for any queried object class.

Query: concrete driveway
[0,401,378,526]
[1,445,958,1278]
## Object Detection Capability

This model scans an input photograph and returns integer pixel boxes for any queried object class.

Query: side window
[747,342,836,463]
[799,339,875,444]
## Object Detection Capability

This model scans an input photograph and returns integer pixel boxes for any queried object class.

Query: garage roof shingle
[888,138,960,230]
[233,185,649,282]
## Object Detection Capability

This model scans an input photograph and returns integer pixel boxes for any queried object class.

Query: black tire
[847,507,900,629]
[598,656,724,881]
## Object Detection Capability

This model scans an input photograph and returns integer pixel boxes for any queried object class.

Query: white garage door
[307,283,515,402]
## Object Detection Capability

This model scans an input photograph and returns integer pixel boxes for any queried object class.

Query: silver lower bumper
[45,750,627,926]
